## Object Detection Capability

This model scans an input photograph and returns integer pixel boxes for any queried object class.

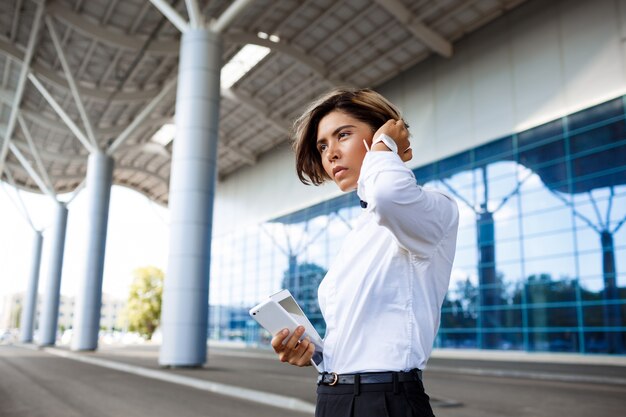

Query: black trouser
[315,379,435,417]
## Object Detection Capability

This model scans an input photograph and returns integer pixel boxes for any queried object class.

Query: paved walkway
[1,342,625,417]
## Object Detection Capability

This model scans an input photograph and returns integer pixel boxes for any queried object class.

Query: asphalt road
[0,345,306,417]
[1,343,624,417]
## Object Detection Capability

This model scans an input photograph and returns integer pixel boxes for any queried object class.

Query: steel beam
[2,169,35,230]
[373,0,452,57]
[185,0,204,28]
[0,39,169,102]
[223,32,344,85]
[28,73,95,153]
[106,77,177,155]
[8,142,55,199]
[148,0,190,33]
[0,1,45,180]
[210,0,253,33]
[46,16,98,149]
[221,88,290,135]
[47,2,178,53]
[17,113,55,192]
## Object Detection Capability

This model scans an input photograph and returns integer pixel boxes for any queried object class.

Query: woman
[271,88,459,417]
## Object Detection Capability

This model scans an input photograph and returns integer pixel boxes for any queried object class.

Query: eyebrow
[316,124,357,145]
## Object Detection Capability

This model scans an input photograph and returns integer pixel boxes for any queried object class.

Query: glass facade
[209,96,626,354]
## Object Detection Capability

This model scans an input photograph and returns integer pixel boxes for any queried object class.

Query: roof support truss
[106,77,178,155]
[28,73,96,153]
[2,168,36,230]
[185,0,204,29]
[46,15,98,149]
[17,113,55,193]
[0,0,45,180]
[9,141,55,199]
[0,38,164,102]
[221,88,290,135]
[148,0,190,33]
[210,0,254,33]
[373,0,453,58]
[48,2,178,53]
[224,32,346,85]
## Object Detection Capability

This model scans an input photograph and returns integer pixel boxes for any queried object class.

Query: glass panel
[518,119,563,149]
[522,230,575,259]
[475,136,514,164]
[568,97,623,131]
[208,95,626,353]
[438,150,472,178]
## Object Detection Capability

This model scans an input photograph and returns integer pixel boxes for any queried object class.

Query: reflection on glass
[208,97,626,354]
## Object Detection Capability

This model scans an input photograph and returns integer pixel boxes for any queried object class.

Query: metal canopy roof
[0,0,527,206]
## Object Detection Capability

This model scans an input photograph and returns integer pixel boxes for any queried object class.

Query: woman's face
[316,110,374,192]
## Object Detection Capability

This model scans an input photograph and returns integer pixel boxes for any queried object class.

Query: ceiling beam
[28,73,95,153]
[2,168,36,231]
[46,15,98,149]
[17,113,55,193]
[10,0,24,42]
[222,142,256,166]
[121,142,171,159]
[221,88,290,135]
[224,32,346,85]
[1,94,173,138]
[115,166,169,189]
[0,1,45,182]
[210,0,254,33]
[373,0,453,58]
[0,39,165,102]
[107,77,178,155]
[9,142,55,199]
[11,139,83,163]
[185,0,204,29]
[148,0,190,33]
[47,1,179,53]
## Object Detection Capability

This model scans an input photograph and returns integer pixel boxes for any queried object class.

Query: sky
[0,184,169,302]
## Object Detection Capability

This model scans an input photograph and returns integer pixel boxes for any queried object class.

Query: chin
[336,181,357,192]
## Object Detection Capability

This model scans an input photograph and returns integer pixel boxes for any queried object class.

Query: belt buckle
[328,372,339,386]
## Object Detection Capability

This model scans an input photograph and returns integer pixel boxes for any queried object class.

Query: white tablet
[249,290,324,372]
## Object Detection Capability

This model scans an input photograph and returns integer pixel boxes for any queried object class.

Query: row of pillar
[18,27,220,367]
[18,153,112,351]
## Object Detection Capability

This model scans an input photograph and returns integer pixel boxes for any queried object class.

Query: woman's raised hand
[270,326,315,367]
[373,119,412,162]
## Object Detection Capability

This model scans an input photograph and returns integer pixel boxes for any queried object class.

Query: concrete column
[71,152,114,351]
[19,230,43,343]
[38,203,68,346]
[159,29,221,367]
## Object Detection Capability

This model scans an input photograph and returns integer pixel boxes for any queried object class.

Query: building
[208,0,626,354]
[1,0,624,360]
[0,292,126,341]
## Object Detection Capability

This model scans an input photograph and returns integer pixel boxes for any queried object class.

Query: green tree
[123,266,164,340]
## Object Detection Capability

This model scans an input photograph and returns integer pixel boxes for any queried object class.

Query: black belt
[317,369,422,386]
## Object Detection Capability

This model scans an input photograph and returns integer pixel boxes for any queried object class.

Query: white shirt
[317,151,459,374]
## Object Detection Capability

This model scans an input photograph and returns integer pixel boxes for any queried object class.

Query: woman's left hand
[270,326,315,367]
[373,119,412,162]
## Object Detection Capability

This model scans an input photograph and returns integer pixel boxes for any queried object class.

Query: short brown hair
[293,88,405,185]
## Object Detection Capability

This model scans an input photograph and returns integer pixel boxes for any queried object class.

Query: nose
[326,139,340,161]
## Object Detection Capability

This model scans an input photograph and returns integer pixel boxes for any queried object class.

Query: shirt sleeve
[357,151,459,258]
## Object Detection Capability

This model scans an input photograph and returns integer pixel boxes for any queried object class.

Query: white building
[0,292,126,339]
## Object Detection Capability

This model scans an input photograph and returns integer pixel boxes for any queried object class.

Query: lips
[332,166,347,178]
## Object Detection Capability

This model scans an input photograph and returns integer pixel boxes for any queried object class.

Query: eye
[338,131,350,140]
[318,143,328,153]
